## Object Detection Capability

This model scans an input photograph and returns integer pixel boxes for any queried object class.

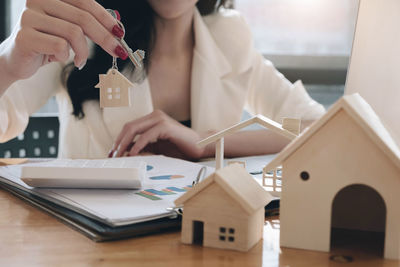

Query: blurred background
[0,0,359,157]
[236,0,358,107]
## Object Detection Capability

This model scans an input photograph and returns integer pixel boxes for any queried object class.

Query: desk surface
[0,189,398,267]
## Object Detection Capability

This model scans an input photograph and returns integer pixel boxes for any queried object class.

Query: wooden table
[0,189,398,267]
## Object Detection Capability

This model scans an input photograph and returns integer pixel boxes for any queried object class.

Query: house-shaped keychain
[95,68,134,108]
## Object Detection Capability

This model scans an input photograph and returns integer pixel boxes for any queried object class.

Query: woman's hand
[111,110,211,160]
[0,0,127,94]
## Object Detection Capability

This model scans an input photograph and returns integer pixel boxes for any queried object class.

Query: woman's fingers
[128,125,164,156]
[109,110,207,160]
[113,111,173,157]
[113,114,166,157]
[115,132,137,158]
[2,0,127,84]
[41,0,123,59]
[61,0,119,34]
[24,0,125,61]
[21,9,88,67]
[115,117,159,157]
[16,28,70,62]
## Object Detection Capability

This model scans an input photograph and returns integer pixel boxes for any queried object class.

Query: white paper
[0,156,214,226]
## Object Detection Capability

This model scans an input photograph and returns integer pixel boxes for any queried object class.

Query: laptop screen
[345,0,400,146]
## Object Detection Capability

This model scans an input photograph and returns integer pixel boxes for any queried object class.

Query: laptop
[345,0,400,147]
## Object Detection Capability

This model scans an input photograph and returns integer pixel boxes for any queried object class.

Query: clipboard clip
[166,206,183,217]
[192,166,207,187]
[167,166,207,217]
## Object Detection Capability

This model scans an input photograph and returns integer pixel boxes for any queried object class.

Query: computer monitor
[345,0,400,146]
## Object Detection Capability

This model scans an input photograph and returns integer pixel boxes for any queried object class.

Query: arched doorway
[330,184,386,257]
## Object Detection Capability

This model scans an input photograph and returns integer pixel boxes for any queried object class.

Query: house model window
[219,227,235,242]
[263,165,282,195]
[107,87,121,100]
[95,69,135,108]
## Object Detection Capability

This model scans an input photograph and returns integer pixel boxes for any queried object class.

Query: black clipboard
[0,179,279,242]
[0,180,181,242]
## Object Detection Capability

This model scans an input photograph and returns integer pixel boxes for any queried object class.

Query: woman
[0,0,324,159]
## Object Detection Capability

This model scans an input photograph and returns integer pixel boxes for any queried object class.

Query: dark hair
[64,0,229,118]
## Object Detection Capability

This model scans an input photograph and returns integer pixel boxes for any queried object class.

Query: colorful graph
[146,165,154,171]
[166,187,187,192]
[149,174,184,180]
[135,185,192,201]
[135,192,161,201]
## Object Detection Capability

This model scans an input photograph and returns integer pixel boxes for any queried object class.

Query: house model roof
[198,114,297,147]
[174,164,273,214]
[95,69,134,90]
[264,93,400,171]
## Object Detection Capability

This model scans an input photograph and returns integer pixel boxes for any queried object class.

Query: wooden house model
[95,69,134,108]
[174,163,272,251]
[197,115,300,170]
[264,93,400,259]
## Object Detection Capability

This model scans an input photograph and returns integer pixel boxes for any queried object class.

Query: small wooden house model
[174,164,272,251]
[264,93,400,259]
[95,69,134,108]
[197,115,300,170]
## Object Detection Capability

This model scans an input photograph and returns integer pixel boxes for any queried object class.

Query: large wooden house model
[174,163,273,251]
[264,93,400,259]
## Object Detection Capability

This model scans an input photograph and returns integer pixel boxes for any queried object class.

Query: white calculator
[20,158,146,189]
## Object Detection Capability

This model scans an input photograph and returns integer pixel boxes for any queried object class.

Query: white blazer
[0,9,325,159]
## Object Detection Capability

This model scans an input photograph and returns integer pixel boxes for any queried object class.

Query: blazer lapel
[191,9,233,132]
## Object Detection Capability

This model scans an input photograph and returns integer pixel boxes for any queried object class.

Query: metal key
[107,9,145,68]
[119,38,145,68]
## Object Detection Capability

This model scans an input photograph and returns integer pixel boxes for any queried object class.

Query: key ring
[107,9,119,21]
[106,9,145,69]
[111,56,118,74]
